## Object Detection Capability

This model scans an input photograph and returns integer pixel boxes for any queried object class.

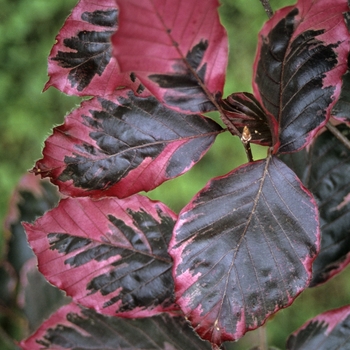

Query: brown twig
[259,0,273,18]
[326,122,350,151]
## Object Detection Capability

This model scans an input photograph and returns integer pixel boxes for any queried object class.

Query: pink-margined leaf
[286,305,350,349]
[281,124,350,287]
[44,0,146,97]
[112,0,228,113]
[220,92,274,146]
[32,89,222,199]
[23,195,179,318]
[253,0,350,154]
[169,156,320,346]
[20,302,211,350]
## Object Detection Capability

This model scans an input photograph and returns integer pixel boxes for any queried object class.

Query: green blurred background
[1,0,350,349]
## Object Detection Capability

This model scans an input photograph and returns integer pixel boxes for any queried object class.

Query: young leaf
[20,302,211,350]
[281,125,350,287]
[253,0,350,153]
[23,195,178,317]
[220,92,274,146]
[112,0,228,113]
[44,0,144,97]
[169,156,320,346]
[286,305,350,349]
[33,90,222,198]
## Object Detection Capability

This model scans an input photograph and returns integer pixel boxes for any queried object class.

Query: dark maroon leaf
[220,92,274,146]
[18,258,69,333]
[332,53,350,122]
[0,262,17,305]
[33,89,222,199]
[4,173,60,273]
[286,305,350,350]
[112,0,228,113]
[44,0,145,97]
[253,0,350,153]
[24,195,178,317]
[20,302,211,350]
[281,125,350,287]
[169,156,320,346]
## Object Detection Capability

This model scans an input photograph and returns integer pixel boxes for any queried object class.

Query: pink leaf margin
[23,195,178,318]
[112,0,228,111]
[252,0,350,153]
[44,0,144,97]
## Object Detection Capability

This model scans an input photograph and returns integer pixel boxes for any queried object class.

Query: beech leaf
[23,195,178,317]
[20,302,211,350]
[4,173,60,273]
[33,90,222,198]
[281,125,350,287]
[253,0,350,153]
[220,92,274,146]
[112,0,228,113]
[169,156,320,346]
[286,305,350,349]
[44,0,145,97]
[332,53,350,122]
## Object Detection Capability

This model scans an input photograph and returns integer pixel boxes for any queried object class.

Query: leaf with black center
[33,89,222,199]
[286,305,350,350]
[169,156,320,346]
[112,0,228,113]
[281,124,350,287]
[20,302,211,350]
[44,0,145,97]
[23,195,178,317]
[253,0,350,153]
[220,92,274,146]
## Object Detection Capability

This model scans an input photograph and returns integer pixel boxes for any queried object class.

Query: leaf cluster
[3,0,350,349]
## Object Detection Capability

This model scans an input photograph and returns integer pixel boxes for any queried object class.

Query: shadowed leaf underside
[220,92,273,146]
[23,195,178,317]
[170,156,319,345]
[33,90,222,198]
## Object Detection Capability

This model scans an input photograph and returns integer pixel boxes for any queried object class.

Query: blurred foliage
[0,0,81,256]
[1,0,350,350]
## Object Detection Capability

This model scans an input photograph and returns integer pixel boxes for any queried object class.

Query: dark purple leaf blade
[332,54,350,122]
[220,92,274,146]
[32,89,222,199]
[23,195,178,317]
[281,124,350,287]
[169,156,320,346]
[286,305,350,350]
[253,0,350,153]
[4,173,60,273]
[20,302,211,350]
[112,0,228,113]
[44,0,145,97]
[18,258,70,333]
